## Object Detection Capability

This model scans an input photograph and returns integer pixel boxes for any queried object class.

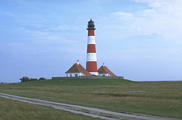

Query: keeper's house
[65,60,91,77]
[98,64,116,77]
[65,61,116,77]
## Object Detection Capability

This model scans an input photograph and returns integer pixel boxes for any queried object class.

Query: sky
[0,0,182,83]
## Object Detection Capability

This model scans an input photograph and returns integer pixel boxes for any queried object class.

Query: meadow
[0,78,182,119]
[0,97,100,120]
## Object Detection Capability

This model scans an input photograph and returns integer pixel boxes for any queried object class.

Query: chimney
[76,60,79,65]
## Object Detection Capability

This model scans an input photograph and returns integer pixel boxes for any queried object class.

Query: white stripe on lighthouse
[87,53,97,61]
[88,36,96,44]
[90,72,99,75]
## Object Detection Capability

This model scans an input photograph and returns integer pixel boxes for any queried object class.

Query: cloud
[112,12,133,19]
[0,26,84,59]
[110,0,182,45]
[49,25,79,31]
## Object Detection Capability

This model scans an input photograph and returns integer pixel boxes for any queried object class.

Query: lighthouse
[86,19,98,75]
[65,19,117,77]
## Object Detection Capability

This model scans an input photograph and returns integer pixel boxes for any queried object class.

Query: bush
[30,78,38,81]
[20,77,38,82]
[39,77,46,80]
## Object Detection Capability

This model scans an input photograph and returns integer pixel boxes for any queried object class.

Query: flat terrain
[0,97,100,120]
[0,78,182,119]
[0,93,177,120]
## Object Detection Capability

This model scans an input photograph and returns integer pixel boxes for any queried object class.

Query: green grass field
[0,97,100,120]
[0,78,182,119]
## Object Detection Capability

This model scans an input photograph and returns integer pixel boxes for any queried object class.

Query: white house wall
[99,73,111,77]
[66,73,85,77]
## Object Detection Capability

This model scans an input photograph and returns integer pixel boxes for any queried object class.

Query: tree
[20,76,29,82]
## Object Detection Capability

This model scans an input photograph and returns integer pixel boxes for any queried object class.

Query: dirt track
[0,93,179,120]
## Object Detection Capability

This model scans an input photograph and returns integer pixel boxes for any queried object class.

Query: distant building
[65,60,91,77]
[65,19,117,77]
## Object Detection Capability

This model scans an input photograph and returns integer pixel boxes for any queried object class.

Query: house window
[75,74,78,77]
[70,74,72,77]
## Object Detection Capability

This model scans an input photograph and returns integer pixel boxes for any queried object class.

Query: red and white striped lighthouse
[86,19,98,75]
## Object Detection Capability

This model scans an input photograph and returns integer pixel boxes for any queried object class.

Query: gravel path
[0,93,179,120]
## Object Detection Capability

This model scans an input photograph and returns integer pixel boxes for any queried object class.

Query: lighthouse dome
[87,19,95,30]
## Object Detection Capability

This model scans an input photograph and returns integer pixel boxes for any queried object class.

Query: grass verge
[0,97,100,120]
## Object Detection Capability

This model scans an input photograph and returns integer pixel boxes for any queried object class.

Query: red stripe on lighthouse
[88,30,95,36]
[87,44,96,53]
[86,61,97,72]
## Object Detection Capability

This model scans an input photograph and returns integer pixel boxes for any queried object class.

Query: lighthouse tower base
[90,72,99,76]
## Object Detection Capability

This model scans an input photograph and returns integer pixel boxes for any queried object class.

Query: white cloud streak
[111,0,182,45]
